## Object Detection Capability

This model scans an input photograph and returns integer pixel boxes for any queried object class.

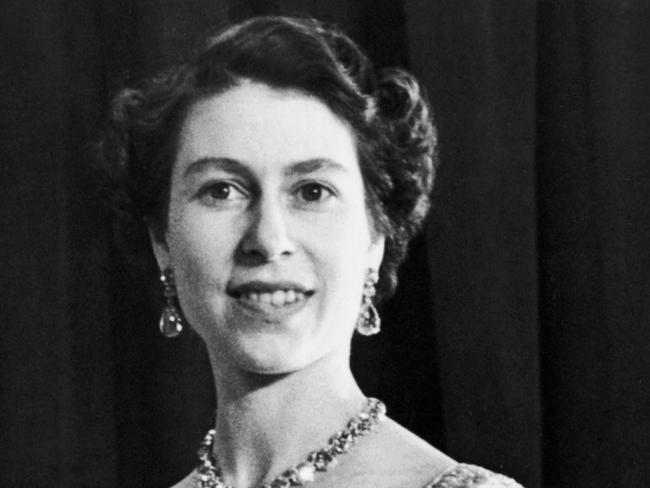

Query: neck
[208,350,365,488]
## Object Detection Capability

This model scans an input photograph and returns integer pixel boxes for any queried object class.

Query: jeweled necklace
[195,397,386,488]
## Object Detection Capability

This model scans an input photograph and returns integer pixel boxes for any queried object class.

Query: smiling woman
[159,82,382,376]
[98,16,523,488]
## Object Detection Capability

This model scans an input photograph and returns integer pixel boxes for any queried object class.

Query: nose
[238,198,296,263]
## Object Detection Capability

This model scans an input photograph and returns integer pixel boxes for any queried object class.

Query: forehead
[175,81,359,173]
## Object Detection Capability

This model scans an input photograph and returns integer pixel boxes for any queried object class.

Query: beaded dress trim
[423,464,523,488]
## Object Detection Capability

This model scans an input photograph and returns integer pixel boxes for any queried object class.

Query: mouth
[227,281,315,308]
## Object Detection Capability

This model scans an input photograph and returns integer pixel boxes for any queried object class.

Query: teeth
[271,290,285,306]
[240,290,305,307]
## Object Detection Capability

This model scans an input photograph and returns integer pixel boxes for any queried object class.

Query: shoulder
[355,418,523,488]
[422,463,524,488]
[169,470,197,488]
[342,416,455,488]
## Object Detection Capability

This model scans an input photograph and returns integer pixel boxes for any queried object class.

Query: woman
[101,16,523,488]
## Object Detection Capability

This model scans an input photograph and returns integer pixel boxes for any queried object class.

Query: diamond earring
[356,269,381,336]
[159,268,183,338]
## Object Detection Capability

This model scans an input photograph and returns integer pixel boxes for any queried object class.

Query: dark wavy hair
[98,16,437,303]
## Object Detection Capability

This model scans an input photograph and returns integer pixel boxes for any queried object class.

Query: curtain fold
[537,2,650,485]
[1,1,648,487]
[0,1,117,486]
[405,2,541,485]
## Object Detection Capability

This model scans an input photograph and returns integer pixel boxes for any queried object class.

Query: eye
[198,181,248,205]
[296,182,334,204]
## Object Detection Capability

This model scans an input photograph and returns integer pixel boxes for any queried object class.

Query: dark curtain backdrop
[1,1,649,487]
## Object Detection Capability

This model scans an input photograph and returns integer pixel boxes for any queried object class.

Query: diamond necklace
[195,397,386,488]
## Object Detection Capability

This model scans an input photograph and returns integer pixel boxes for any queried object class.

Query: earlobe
[368,234,386,271]
[148,225,171,272]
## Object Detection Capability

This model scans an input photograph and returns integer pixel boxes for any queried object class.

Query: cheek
[165,212,236,307]
[324,206,375,265]
[308,211,373,308]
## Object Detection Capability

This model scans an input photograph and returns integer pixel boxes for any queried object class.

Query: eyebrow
[183,157,349,179]
[183,157,253,180]
[282,158,350,177]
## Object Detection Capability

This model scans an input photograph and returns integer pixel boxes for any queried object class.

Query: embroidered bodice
[423,463,523,488]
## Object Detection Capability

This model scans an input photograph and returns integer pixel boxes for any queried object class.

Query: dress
[177,463,522,488]
[423,464,523,488]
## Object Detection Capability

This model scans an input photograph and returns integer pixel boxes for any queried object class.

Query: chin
[233,340,317,375]
[239,360,302,376]
[202,327,316,377]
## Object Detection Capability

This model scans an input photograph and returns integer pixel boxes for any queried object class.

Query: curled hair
[97,16,438,302]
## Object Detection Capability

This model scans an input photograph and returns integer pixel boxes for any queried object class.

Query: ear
[367,233,385,272]
[148,224,171,272]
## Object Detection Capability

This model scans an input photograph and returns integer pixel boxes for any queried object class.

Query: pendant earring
[356,269,381,336]
[159,268,183,338]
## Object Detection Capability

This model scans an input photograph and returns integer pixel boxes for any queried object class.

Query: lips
[227,280,315,308]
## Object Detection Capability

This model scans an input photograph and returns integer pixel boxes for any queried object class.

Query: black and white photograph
[1,2,649,487]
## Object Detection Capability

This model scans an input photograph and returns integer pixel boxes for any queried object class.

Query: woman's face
[150,81,384,374]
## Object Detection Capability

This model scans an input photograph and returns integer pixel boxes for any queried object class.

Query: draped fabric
[1,1,649,487]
